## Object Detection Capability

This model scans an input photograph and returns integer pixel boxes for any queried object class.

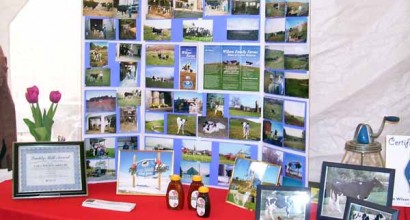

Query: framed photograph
[256,185,311,220]
[343,197,399,220]
[12,141,87,199]
[226,158,282,210]
[116,150,173,196]
[317,161,395,220]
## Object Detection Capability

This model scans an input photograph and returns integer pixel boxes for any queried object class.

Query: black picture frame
[343,197,399,220]
[317,161,395,220]
[12,141,87,199]
[255,185,311,220]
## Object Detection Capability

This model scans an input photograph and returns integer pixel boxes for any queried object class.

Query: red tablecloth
[0,180,408,220]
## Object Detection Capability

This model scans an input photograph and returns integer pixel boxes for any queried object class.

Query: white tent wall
[0,0,409,182]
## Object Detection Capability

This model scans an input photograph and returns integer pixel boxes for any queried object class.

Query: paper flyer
[385,135,410,207]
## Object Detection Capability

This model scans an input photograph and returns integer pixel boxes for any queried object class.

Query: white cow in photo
[176,117,187,135]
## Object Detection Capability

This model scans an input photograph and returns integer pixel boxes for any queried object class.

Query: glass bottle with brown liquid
[196,186,211,218]
[166,175,184,210]
[187,175,203,210]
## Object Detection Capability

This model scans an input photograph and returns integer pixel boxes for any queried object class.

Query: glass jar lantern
[341,116,400,167]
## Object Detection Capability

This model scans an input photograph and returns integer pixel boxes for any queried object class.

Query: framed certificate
[12,141,88,199]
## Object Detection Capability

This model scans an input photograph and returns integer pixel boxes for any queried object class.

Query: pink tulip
[49,91,61,103]
[25,86,39,103]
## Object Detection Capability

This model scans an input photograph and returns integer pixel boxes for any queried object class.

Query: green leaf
[34,127,50,141]
[23,118,41,141]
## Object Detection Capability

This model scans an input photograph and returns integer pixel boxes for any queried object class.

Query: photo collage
[82,0,310,188]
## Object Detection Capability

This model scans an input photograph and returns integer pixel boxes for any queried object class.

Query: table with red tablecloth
[0,180,408,219]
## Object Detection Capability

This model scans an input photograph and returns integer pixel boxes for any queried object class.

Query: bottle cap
[192,175,202,182]
[198,186,209,193]
[170,175,181,181]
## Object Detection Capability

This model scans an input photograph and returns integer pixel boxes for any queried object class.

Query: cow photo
[146,44,175,66]
[318,162,395,220]
[117,88,141,107]
[145,66,174,89]
[183,19,213,42]
[89,42,108,67]
[198,116,228,139]
[83,0,114,17]
[85,18,115,40]
[256,185,310,220]
[265,0,286,17]
[119,19,137,40]
[144,20,172,41]
[85,68,111,87]
[229,118,261,141]
[119,106,137,132]
[166,114,196,136]
[116,43,142,62]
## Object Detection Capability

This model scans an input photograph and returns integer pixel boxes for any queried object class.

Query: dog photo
[198,116,228,139]
[166,114,196,136]
[229,118,261,141]
[85,68,111,87]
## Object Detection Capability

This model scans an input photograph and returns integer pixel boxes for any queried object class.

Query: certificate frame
[12,141,88,199]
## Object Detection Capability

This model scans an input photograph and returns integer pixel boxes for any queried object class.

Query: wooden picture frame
[317,161,395,220]
[116,150,173,196]
[12,141,87,199]
[255,185,311,220]
[343,197,399,220]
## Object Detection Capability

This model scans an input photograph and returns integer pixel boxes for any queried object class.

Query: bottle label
[196,197,206,216]
[190,190,199,208]
[168,189,179,208]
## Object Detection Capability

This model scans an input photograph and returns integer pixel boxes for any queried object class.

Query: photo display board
[82,0,310,188]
